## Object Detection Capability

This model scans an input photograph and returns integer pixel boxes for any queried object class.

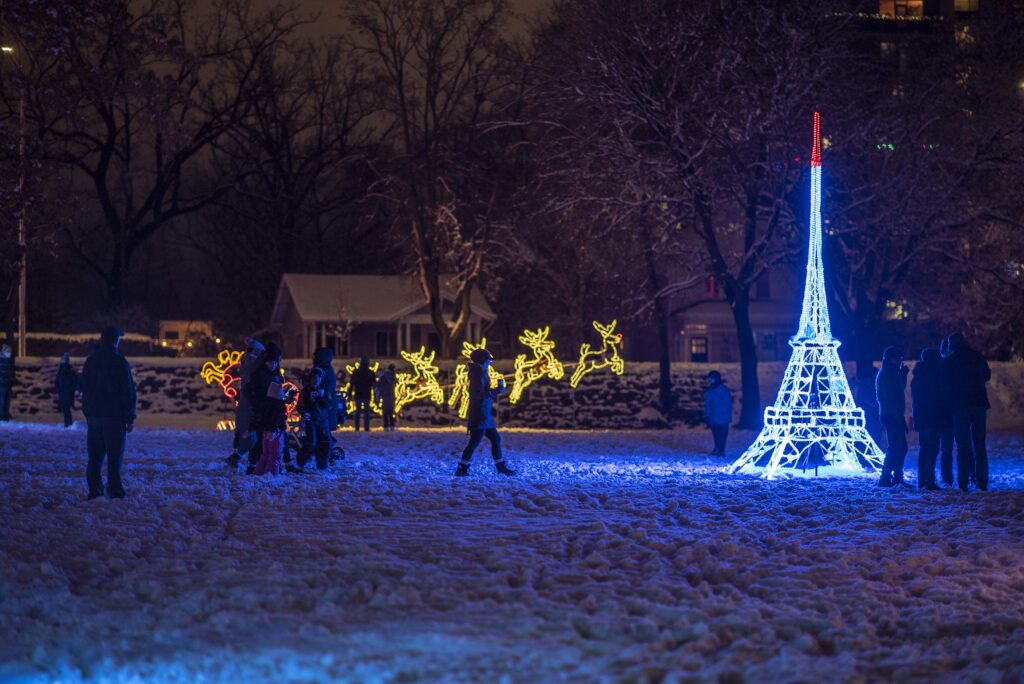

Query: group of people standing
[877,332,992,492]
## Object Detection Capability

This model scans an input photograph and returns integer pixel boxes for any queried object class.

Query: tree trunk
[731,291,762,429]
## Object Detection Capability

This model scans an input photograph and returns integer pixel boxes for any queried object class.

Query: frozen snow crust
[1,424,1023,682]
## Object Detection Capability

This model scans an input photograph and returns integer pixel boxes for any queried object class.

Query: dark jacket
[875,360,907,421]
[80,345,137,424]
[234,349,264,432]
[376,369,398,407]
[467,363,502,430]
[0,355,14,389]
[910,357,949,431]
[301,382,332,430]
[313,348,338,427]
[703,382,733,426]
[245,365,287,432]
[942,347,991,412]
[350,365,376,400]
[56,363,79,408]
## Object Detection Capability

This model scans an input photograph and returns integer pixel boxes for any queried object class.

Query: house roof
[270,274,497,327]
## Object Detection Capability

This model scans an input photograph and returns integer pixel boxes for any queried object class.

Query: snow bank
[1,425,1022,682]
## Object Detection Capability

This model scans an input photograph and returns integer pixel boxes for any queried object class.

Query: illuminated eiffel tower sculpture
[729,113,884,479]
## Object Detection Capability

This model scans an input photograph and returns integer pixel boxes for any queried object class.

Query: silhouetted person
[377,364,398,431]
[247,343,287,476]
[942,332,991,491]
[313,346,338,430]
[0,344,14,421]
[56,352,79,427]
[911,348,945,491]
[80,327,137,499]
[456,348,514,477]
[349,356,376,431]
[228,337,264,469]
[876,346,909,488]
[703,370,733,457]
[937,336,959,486]
[299,367,332,470]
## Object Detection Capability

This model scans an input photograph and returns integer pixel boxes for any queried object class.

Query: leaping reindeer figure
[200,349,245,401]
[570,320,624,387]
[394,347,445,415]
[449,338,505,419]
[509,326,564,404]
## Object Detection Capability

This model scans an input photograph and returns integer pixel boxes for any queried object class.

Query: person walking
[313,346,338,430]
[0,344,14,421]
[942,332,992,492]
[80,327,137,499]
[247,343,288,476]
[56,353,79,427]
[876,346,909,488]
[937,336,959,487]
[456,348,515,477]
[910,348,945,491]
[228,337,264,469]
[349,356,376,432]
[377,364,398,431]
[703,370,733,457]
[299,367,332,470]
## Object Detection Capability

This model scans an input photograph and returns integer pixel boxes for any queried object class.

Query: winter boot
[455,462,470,477]
[226,452,241,469]
[495,461,516,476]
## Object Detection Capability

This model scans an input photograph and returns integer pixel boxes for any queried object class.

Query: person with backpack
[942,332,992,491]
[246,343,288,476]
[349,356,376,431]
[377,364,398,431]
[80,327,137,499]
[876,346,910,488]
[456,348,514,477]
[56,352,79,427]
[703,370,733,457]
[228,337,264,470]
[299,367,333,470]
[910,348,945,491]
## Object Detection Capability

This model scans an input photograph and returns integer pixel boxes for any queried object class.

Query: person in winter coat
[377,364,398,431]
[299,367,333,470]
[312,347,338,430]
[876,346,909,487]
[228,337,265,469]
[456,348,514,477]
[0,344,15,421]
[911,348,946,491]
[245,343,288,476]
[56,353,79,427]
[703,370,733,457]
[349,356,376,431]
[79,327,137,499]
[942,332,992,491]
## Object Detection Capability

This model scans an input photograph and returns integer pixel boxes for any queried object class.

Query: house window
[295,334,303,358]
[954,0,979,10]
[690,336,709,363]
[893,0,923,17]
[375,330,397,357]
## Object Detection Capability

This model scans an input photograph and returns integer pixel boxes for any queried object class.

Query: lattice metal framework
[729,113,884,479]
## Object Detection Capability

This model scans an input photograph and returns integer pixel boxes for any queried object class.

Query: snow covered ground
[1,423,1023,683]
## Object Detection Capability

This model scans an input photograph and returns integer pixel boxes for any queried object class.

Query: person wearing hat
[55,352,79,427]
[246,342,288,476]
[0,343,14,421]
[703,370,733,457]
[298,366,333,470]
[876,345,910,488]
[456,348,514,477]
[227,337,265,470]
[80,326,137,499]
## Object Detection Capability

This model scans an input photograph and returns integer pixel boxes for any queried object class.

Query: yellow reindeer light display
[448,338,505,419]
[509,326,564,404]
[570,320,625,387]
[200,349,245,400]
[394,347,445,415]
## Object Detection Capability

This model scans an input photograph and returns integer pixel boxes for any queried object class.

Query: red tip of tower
[811,111,822,167]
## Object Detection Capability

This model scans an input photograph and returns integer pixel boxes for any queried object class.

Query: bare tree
[346,0,517,357]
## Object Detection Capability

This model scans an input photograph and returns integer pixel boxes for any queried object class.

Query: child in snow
[377,364,398,431]
[299,367,332,470]
[456,348,514,477]
[56,352,79,427]
[246,343,287,476]
[703,370,733,457]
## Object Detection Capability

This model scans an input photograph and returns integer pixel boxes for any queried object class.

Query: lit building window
[955,0,979,11]
[690,336,708,362]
